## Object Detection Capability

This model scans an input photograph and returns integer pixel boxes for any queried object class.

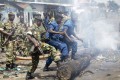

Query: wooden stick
[16,54,61,60]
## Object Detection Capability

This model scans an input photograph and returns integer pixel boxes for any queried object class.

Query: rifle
[0,32,2,49]
[33,38,44,56]
[27,34,44,56]
[42,20,47,31]
[2,28,15,46]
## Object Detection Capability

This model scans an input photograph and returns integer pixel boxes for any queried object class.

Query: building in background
[0,1,33,25]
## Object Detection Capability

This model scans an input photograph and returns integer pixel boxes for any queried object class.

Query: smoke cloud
[93,20,118,50]
[73,4,119,50]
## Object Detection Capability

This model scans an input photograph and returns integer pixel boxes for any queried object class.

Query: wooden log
[57,52,94,80]
[16,53,61,60]
[16,54,49,60]
[57,56,91,80]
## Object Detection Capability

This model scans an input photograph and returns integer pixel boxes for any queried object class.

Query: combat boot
[1,48,5,52]
[55,61,61,67]
[61,55,69,62]
[6,64,11,70]
[71,55,77,60]
[11,63,18,69]
[43,64,50,71]
[26,71,34,80]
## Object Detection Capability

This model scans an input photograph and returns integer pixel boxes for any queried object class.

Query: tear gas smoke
[93,20,118,50]
[72,1,120,50]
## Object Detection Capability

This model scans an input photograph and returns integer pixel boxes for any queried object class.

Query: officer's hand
[8,32,13,36]
[69,38,74,42]
[35,43,39,47]
[0,28,3,31]
[1,43,4,46]
[59,32,65,35]
[78,38,83,42]
[2,41,6,46]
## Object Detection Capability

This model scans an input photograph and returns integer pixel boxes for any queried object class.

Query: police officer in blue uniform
[43,12,49,29]
[43,13,68,71]
[62,12,83,60]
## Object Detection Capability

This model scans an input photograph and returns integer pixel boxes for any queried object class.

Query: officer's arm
[63,28,73,42]
[0,28,11,36]
[48,24,64,35]
[49,28,64,35]
[26,34,39,47]
[72,32,83,42]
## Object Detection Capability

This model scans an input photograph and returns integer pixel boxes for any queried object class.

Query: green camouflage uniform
[0,21,4,50]
[41,42,61,62]
[6,40,16,64]
[25,33,40,73]
[15,22,27,56]
[28,24,61,73]
[4,21,16,32]
[32,23,46,41]
[3,20,17,64]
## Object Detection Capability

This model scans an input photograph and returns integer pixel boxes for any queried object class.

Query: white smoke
[93,20,118,50]
[72,4,119,50]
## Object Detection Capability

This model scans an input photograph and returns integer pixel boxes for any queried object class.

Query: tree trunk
[57,48,99,80]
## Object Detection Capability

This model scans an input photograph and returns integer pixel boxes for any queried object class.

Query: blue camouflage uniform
[62,19,78,59]
[45,19,68,67]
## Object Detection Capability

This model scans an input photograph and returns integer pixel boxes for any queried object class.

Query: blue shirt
[44,17,49,29]
[63,19,75,36]
[48,20,63,40]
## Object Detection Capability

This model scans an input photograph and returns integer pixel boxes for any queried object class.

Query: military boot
[55,61,61,67]
[11,63,18,69]
[1,47,5,52]
[26,71,34,80]
[6,64,11,70]
[71,55,77,60]
[43,64,50,71]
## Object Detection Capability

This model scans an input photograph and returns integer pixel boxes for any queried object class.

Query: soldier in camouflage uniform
[26,18,61,79]
[0,13,5,52]
[1,12,18,70]
[0,13,2,51]
[15,21,27,56]
[31,18,46,41]
[15,35,27,56]
[3,12,17,33]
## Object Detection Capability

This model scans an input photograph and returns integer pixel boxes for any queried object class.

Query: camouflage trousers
[6,41,16,64]
[29,42,61,73]
[16,40,29,57]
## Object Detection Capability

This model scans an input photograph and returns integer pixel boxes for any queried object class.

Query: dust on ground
[0,49,120,80]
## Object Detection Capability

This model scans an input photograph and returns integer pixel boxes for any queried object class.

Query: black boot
[55,61,61,67]
[11,63,18,69]
[43,64,50,71]
[71,55,77,60]
[6,64,11,70]
[61,55,69,62]
[1,48,5,52]
[26,72,34,80]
